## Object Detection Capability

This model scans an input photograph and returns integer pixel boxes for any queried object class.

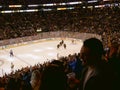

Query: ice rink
[0,38,83,77]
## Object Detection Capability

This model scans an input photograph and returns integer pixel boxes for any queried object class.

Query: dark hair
[83,38,104,56]
[40,64,67,90]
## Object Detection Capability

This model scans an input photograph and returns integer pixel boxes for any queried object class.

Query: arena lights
[59,3,66,5]
[0,6,2,8]
[42,1,82,6]
[42,8,52,11]
[19,9,38,12]
[43,3,56,6]
[1,9,39,13]
[28,4,41,7]
[68,7,74,10]
[1,10,16,13]
[88,0,98,3]
[57,7,67,10]
[95,5,105,8]
[103,0,110,1]
[88,6,93,9]
[9,5,22,8]
[67,1,82,5]
[57,7,74,10]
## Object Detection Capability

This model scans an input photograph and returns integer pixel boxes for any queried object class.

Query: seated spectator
[30,70,41,90]
[6,77,17,90]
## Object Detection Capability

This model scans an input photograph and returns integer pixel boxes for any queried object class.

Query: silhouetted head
[80,38,104,66]
[40,64,67,90]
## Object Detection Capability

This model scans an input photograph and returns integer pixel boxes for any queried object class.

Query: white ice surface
[0,39,83,77]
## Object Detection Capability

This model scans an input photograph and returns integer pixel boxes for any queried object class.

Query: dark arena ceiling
[0,0,119,5]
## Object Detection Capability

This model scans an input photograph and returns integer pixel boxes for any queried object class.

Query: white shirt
[83,67,95,90]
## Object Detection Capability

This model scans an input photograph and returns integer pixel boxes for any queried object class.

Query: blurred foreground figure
[107,42,120,89]
[79,38,119,90]
[40,60,67,90]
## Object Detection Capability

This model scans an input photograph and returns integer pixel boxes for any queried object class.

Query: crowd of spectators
[0,6,120,46]
[0,6,120,90]
[0,38,120,90]
[0,53,82,90]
